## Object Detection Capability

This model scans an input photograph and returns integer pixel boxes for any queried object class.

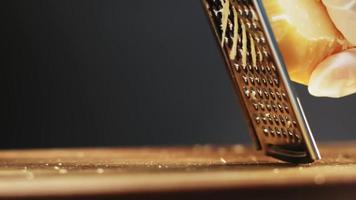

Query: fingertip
[308,48,356,98]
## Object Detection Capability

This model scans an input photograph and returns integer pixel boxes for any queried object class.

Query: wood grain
[0,143,355,199]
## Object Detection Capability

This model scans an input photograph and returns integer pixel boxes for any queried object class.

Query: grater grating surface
[202,0,321,163]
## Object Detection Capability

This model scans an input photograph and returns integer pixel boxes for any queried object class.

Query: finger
[308,48,356,98]
[264,0,345,85]
[322,0,356,45]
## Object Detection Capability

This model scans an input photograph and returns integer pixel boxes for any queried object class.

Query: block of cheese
[263,0,347,85]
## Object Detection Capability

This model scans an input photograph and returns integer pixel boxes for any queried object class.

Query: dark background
[1,0,355,149]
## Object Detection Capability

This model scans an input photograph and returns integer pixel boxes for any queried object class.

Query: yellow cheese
[263,0,347,85]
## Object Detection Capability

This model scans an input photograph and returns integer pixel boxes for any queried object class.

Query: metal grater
[202,0,321,163]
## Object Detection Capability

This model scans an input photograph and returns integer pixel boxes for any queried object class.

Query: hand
[265,0,356,98]
[309,0,356,98]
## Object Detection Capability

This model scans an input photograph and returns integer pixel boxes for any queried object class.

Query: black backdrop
[1,0,355,149]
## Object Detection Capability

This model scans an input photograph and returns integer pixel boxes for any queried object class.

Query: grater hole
[255,115,261,124]
[269,89,276,100]
[259,102,265,111]
[272,103,278,112]
[242,75,249,85]
[243,5,250,17]
[237,5,244,16]
[262,126,269,136]
[263,90,270,99]
[280,115,286,126]
[284,104,290,113]
[275,90,282,100]
[273,114,280,125]
[233,62,241,72]
[266,102,272,112]
[261,114,268,124]
[275,127,282,138]
[250,88,257,101]
[278,104,284,113]
[280,128,287,138]
[243,86,250,98]
[287,130,294,139]
[269,127,275,137]
[257,88,263,99]
[282,92,287,100]
[295,133,301,143]
[253,103,259,111]
[254,76,261,85]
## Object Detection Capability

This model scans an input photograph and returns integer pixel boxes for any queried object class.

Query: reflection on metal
[201,0,320,163]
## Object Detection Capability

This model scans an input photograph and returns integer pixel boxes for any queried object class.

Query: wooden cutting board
[0,143,355,200]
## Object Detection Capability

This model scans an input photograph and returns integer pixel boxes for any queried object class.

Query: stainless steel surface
[201,0,320,163]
